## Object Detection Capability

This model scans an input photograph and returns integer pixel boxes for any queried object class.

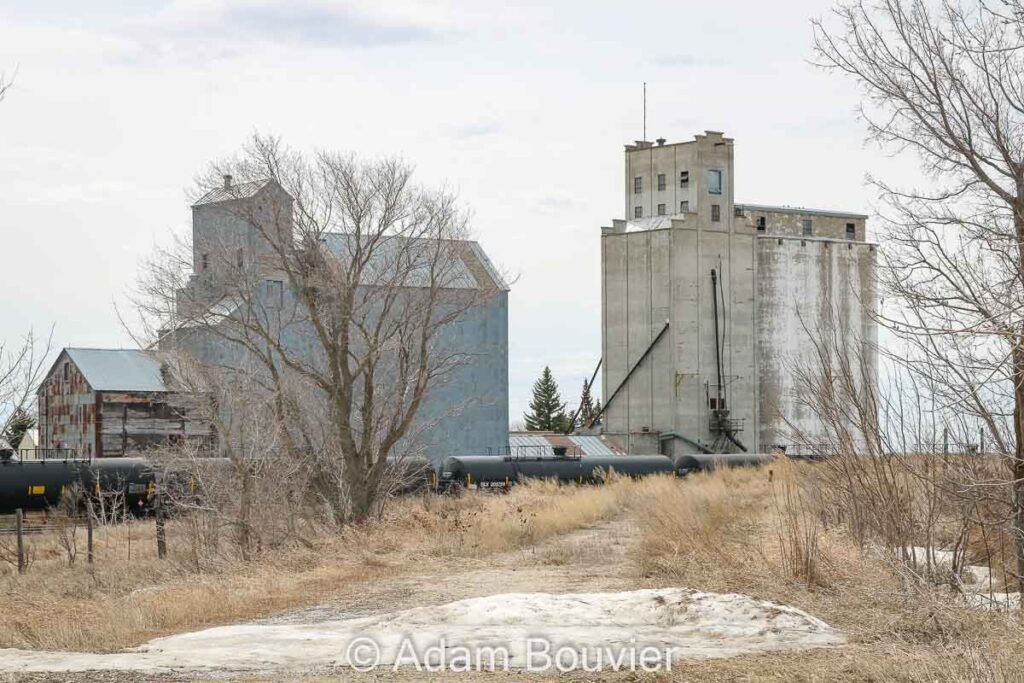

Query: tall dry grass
[636,467,767,589]
[0,480,632,652]
[633,458,1024,681]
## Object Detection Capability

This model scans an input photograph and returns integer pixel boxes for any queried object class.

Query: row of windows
[634,201,711,219]
[751,217,858,238]
[632,206,860,238]
[634,170,720,195]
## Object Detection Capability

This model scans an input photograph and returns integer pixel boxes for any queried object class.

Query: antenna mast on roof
[643,81,647,141]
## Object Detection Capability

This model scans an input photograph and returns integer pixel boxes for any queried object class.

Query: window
[711,204,721,222]
[657,173,666,191]
[680,200,689,212]
[709,397,727,410]
[734,206,744,217]
[634,176,642,194]
[634,206,642,218]
[657,203,666,216]
[801,219,812,236]
[708,169,723,195]
[680,171,689,187]
[63,363,69,381]
[266,280,283,308]
[756,216,766,231]
[846,222,856,239]
[200,253,209,271]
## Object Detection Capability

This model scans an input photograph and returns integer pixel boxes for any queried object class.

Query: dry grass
[633,458,1024,681]
[7,461,1024,681]
[0,479,633,653]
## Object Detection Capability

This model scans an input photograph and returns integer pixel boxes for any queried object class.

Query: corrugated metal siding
[38,353,97,457]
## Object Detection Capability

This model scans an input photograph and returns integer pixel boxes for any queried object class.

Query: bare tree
[813,0,1024,592]
[0,330,53,451]
[138,135,504,524]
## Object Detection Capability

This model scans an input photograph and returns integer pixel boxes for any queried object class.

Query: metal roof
[509,433,556,457]
[61,349,168,392]
[192,180,271,207]
[321,233,507,291]
[509,432,626,457]
[568,435,622,456]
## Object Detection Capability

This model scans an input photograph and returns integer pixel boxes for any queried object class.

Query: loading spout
[724,432,748,453]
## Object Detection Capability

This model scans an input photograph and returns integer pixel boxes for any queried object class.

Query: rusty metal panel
[37,351,96,458]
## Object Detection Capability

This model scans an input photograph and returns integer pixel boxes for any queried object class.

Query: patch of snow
[903,546,1019,610]
[0,588,842,674]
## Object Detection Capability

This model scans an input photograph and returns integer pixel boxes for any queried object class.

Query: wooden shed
[36,348,212,458]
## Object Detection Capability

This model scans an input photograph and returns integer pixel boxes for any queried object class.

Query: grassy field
[0,478,637,652]
[3,461,1024,681]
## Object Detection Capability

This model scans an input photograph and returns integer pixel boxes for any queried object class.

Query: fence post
[943,427,949,456]
[86,497,94,565]
[155,494,167,560]
[15,508,24,575]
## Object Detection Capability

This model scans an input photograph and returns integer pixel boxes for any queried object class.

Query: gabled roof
[192,179,274,207]
[44,349,168,393]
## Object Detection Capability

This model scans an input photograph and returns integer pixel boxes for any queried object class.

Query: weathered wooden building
[37,348,211,458]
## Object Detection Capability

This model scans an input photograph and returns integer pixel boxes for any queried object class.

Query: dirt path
[264,514,643,627]
[0,513,842,682]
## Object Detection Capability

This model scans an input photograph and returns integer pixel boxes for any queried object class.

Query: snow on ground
[905,546,1021,609]
[0,588,842,675]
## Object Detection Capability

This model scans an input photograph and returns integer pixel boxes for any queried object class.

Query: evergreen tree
[3,408,35,451]
[591,399,602,427]
[578,380,596,426]
[524,366,570,432]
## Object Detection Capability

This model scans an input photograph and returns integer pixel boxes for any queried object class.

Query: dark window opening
[680,171,689,187]
[846,222,856,239]
[756,216,766,231]
[634,206,642,218]
[708,169,723,195]
[711,204,721,222]
[709,397,726,410]
[63,363,69,381]
[680,200,689,212]
[634,176,642,194]
[657,203,666,216]
[200,253,209,271]
[657,173,666,191]
[801,219,812,236]
[734,206,744,217]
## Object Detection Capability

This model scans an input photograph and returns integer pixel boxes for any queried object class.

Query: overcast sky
[0,0,901,424]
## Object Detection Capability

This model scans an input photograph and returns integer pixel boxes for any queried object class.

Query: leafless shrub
[52,484,84,567]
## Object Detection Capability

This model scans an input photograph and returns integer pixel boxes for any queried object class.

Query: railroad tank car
[672,453,776,475]
[0,456,156,514]
[438,454,676,489]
